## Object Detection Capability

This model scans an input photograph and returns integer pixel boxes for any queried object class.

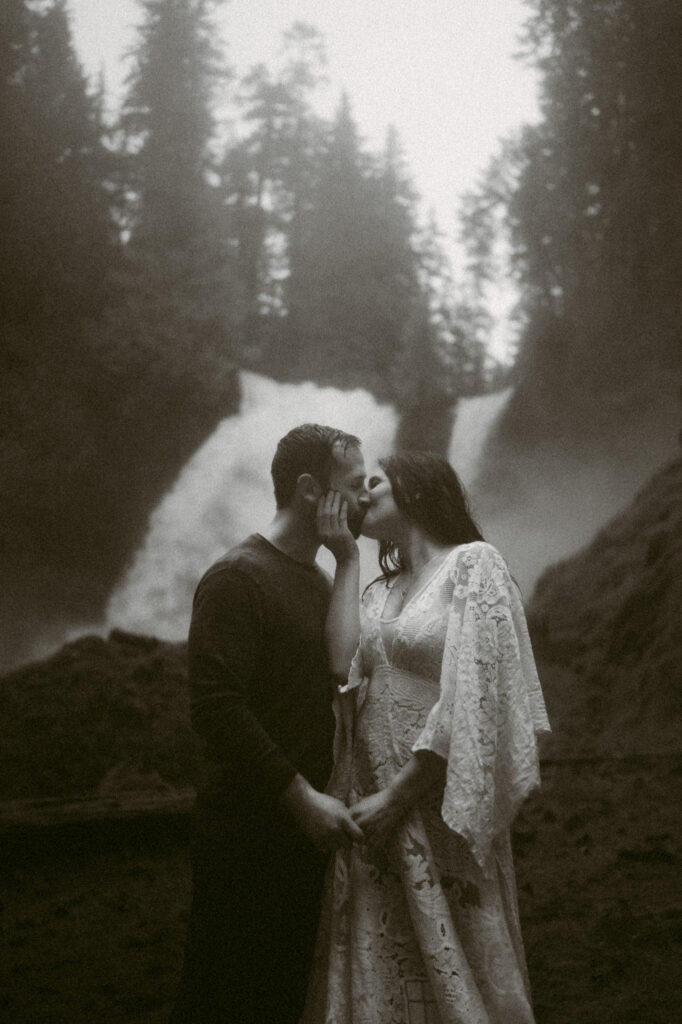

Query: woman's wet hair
[375,450,484,580]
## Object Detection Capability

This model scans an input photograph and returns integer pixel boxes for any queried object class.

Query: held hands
[308,789,402,852]
[282,775,407,853]
[316,490,358,564]
[350,788,404,849]
[282,776,364,852]
[348,753,444,849]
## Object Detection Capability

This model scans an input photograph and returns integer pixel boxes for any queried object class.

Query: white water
[104,373,510,641]
[448,388,512,489]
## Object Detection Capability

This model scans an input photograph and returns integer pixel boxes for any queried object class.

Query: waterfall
[104,373,395,639]
[104,373,510,641]
[448,388,512,488]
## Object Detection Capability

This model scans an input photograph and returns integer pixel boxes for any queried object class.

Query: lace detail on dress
[304,542,549,1024]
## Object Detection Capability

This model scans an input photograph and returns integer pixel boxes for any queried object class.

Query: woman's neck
[400,528,451,576]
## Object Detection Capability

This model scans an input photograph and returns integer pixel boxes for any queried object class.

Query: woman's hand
[350,753,446,848]
[317,489,358,564]
[350,789,404,847]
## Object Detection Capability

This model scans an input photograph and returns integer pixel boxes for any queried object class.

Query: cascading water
[105,373,394,639]
[448,388,512,488]
[104,373,511,641]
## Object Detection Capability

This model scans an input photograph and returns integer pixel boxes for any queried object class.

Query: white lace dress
[301,542,550,1024]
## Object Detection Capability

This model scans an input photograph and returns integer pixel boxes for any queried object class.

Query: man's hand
[316,490,358,564]
[281,775,364,852]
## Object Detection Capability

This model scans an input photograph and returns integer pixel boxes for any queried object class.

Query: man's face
[327,443,369,537]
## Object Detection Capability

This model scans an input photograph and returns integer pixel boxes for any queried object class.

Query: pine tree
[392,301,458,455]
[286,99,424,394]
[0,0,112,322]
[218,23,329,357]
[459,0,682,441]
[113,0,242,380]
[284,92,368,383]
[121,0,228,247]
[220,26,327,342]
[0,0,120,666]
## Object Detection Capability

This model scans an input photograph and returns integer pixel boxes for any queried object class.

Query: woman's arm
[350,750,446,845]
[317,490,361,677]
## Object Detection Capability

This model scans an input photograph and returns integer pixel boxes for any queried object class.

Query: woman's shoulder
[446,540,505,568]
[361,573,390,605]
[443,541,512,586]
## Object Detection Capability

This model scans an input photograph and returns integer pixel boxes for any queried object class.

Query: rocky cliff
[529,457,681,757]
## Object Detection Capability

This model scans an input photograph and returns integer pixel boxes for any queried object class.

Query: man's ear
[296,473,323,506]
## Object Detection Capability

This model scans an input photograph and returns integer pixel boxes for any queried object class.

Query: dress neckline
[380,547,453,622]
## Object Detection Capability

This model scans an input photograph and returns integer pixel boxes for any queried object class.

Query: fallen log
[0,788,195,837]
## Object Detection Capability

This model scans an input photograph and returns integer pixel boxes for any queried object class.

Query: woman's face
[360,468,404,540]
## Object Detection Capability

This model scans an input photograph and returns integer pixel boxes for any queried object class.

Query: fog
[470,383,681,599]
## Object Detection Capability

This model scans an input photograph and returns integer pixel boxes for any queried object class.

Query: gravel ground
[1,756,680,1024]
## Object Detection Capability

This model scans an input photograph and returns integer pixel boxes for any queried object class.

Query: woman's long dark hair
[374,451,484,583]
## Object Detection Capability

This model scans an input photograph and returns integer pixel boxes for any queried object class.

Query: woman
[303,451,550,1024]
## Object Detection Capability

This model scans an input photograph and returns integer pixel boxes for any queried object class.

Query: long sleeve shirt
[188,534,335,839]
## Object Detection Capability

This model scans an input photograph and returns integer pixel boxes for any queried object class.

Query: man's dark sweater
[189,532,335,832]
[171,533,336,1023]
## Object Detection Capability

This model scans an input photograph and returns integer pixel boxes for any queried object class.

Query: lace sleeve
[413,543,550,871]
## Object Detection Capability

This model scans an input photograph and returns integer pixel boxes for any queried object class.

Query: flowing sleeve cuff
[413,543,550,873]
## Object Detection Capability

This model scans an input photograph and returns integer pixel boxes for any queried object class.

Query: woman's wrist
[386,776,413,814]
[333,544,360,567]
[387,752,445,811]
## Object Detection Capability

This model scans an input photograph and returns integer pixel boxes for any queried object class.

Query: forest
[2,0,680,668]
[1,0,487,667]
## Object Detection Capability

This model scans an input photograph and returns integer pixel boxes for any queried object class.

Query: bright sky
[67,0,540,358]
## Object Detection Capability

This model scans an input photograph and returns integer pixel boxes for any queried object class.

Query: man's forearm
[279,772,317,817]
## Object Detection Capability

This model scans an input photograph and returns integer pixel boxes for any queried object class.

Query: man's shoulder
[196,534,331,602]
[197,535,267,588]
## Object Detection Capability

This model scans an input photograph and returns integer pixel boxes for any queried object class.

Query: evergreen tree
[0,0,120,666]
[373,126,423,374]
[459,0,682,439]
[0,0,112,322]
[220,26,327,341]
[0,0,243,669]
[219,23,328,354]
[113,0,242,381]
[286,98,423,395]
[417,213,489,396]
[121,0,228,247]
[392,301,458,455]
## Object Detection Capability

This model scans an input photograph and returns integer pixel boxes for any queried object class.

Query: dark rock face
[0,630,197,802]
[528,458,682,757]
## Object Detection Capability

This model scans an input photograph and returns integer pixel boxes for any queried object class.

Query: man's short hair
[271,423,361,509]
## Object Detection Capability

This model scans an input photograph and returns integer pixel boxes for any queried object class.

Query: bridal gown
[302,541,550,1024]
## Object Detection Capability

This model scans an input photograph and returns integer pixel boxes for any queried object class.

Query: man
[170,423,369,1023]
